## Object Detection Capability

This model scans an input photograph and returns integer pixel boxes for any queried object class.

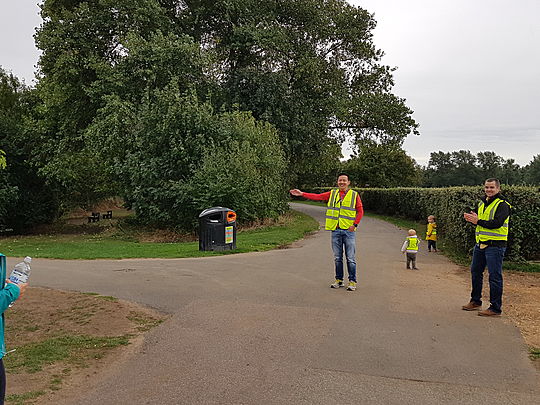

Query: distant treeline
[341,145,540,189]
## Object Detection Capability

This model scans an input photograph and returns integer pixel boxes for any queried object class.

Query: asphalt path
[18,203,540,404]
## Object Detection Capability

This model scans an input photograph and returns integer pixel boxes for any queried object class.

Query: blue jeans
[470,244,506,313]
[331,229,357,282]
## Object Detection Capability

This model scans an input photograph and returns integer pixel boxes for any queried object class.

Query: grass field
[0,210,319,260]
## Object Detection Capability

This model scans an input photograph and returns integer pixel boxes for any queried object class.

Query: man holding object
[290,173,363,291]
[462,178,510,317]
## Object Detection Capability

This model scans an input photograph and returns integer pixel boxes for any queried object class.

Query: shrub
[89,89,287,231]
[359,186,540,261]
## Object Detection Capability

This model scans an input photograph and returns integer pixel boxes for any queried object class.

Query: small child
[401,229,419,270]
[426,215,437,252]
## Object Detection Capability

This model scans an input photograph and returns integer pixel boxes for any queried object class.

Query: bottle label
[9,270,28,284]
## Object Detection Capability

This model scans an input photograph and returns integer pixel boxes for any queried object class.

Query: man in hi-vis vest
[290,173,364,291]
[463,178,510,317]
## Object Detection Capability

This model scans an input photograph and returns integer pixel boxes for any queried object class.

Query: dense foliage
[177,0,419,186]
[0,69,60,232]
[343,141,422,187]
[0,0,420,232]
[423,150,531,187]
[359,186,540,261]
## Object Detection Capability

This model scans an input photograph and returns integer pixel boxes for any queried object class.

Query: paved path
[21,203,540,404]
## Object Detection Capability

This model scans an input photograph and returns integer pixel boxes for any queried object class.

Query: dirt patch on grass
[3,287,167,404]
[503,271,540,349]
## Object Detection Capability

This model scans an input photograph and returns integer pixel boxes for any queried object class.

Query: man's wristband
[353,223,358,228]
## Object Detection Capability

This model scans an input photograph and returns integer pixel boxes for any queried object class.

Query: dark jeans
[406,252,417,269]
[470,244,506,313]
[0,358,5,405]
[427,240,437,251]
[331,229,357,282]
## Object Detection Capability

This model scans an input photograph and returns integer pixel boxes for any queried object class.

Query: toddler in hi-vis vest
[401,229,420,270]
[426,215,437,252]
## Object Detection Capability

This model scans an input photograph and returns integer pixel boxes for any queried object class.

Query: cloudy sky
[1,1,539,166]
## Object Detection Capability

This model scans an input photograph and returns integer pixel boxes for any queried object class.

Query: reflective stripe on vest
[407,237,419,251]
[325,189,357,231]
[475,198,510,243]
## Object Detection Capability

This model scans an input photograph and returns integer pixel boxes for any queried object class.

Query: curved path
[24,203,539,404]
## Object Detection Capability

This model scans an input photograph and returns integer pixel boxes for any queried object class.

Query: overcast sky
[1,1,539,166]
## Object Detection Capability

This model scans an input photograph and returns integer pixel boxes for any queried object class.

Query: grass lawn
[0,210,319,260]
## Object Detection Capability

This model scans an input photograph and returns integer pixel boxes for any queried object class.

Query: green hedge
[358,186,540,261]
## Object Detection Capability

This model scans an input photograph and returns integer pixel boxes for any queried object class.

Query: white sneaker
[330,280,344,289]
[346,281,357,291]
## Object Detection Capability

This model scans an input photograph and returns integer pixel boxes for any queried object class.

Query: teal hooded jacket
[0,254,21,359]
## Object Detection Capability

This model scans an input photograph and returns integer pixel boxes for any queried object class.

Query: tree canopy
[3,0,421,231]
[424,150,528,187]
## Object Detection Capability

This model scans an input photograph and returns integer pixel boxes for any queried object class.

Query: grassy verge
[0,210,318,260]
[4,288,166,404]
[6,391,46,405]
[6,335,130,374]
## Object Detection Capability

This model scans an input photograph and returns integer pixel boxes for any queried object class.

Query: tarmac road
[21,203,540,404]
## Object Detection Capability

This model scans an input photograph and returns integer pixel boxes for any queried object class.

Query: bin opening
[207,213,222,221]
[227,211,237,223]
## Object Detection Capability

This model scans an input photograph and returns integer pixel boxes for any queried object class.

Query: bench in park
[87,212,100,223]
[102,210,113,219]
[0,225,13,234]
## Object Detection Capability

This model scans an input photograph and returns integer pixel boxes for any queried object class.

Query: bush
[187,113,287,227]
[359,186,540,261]
[89,89,287,231]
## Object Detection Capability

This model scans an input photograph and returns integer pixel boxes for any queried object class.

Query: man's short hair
[337,173,350,180]
[485,178,501,187]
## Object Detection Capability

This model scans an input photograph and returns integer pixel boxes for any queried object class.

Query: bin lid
[199,207,234,218]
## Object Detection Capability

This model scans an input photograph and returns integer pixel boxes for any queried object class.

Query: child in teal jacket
[0,254,23,404]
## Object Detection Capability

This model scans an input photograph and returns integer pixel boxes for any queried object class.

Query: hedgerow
[358,186,540,261]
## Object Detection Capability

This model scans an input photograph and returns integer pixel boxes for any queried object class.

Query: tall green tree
[524,155,540,185]
[343,141,421,188]
[177,0,418,185]
[32,0,419,227]
[499,158,523,185]
[34,0,172,208]
[0,68,60,231]
[424,150,525,187]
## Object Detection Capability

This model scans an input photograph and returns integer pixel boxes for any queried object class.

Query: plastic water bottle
[7,256,31,308]
[9,256,32,284]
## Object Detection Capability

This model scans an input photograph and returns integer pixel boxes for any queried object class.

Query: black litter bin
[198,207,237,251]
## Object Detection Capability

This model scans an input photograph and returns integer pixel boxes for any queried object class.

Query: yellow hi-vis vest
[475,198,510,243]
[407,236,419,251]
[325,189,358,231]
